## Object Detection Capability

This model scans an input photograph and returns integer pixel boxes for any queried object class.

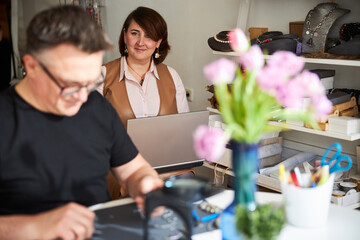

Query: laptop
[127,111,209,173]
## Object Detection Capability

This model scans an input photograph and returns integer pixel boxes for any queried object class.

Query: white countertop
[193,190,360,240]
[91,190,360,240]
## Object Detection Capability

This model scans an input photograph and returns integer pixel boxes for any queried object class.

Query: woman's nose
[137,35,145,46]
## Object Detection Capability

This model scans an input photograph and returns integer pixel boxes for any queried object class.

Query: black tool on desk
[91,176,223,240]
[144,175,222,240]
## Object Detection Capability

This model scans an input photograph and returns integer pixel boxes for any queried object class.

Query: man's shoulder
[103,58,121,68]
[84,91,115,114]
[0,87,15,104]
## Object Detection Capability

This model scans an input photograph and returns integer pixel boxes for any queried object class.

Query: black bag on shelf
[251,31,301,55]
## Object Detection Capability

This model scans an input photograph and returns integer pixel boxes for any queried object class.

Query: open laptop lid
[127,111,209,173]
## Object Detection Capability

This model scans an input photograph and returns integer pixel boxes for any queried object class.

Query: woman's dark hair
[26,5,113,55]
[119,6,170,64]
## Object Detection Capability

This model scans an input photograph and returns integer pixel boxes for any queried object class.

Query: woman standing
[98,6,189,128]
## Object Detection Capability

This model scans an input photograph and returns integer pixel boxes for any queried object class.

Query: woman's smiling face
[124,20,161,63]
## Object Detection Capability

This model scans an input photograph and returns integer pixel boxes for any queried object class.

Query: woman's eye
[131,32,138,36]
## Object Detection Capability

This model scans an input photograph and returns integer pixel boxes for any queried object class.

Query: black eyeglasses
[37,61,104,97]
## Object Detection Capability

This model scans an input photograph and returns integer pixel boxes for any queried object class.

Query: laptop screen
[127,111,209,173]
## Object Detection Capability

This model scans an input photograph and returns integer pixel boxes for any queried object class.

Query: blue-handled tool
[321,142,352,174]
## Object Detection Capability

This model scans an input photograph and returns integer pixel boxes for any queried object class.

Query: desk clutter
[280,164,335,228]
[283,68,360,133]
[206,124,360,208]
[208,68,360,135]
[92,200,220,240]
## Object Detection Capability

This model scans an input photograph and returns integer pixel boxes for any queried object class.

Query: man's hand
[0,202,95,240]
[112,153,164,212]
[134,175,164,211]
[32,202,95,240]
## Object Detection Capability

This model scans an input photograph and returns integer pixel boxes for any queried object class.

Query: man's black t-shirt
[0,87,138,215]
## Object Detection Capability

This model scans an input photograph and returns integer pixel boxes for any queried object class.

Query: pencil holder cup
[281,173,335,228]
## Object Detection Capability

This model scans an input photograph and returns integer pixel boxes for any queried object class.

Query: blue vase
[220,141,259,240]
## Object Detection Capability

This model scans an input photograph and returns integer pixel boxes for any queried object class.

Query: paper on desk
[260,152,317,176]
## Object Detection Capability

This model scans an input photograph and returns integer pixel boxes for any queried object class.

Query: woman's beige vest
[103,58,178,128]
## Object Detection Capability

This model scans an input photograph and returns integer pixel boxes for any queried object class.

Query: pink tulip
[203,58,236,85]
[238,45,264,72]
[267,51,305,77]
[228,28,249,54]
[275,79,305,109]
[193,125,226,163]
[297,70,326,96]
[257,65,288,93]
[311,94,333,120]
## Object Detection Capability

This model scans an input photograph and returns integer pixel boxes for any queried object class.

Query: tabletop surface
[90,190,360,240]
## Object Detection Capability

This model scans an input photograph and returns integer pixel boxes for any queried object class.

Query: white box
[328,116,360,135]
[320,76,334,90]
[331,192,360,207]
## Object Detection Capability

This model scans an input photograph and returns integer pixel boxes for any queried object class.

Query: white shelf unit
[206,51,360,208]
[268,121,360,141]
[208,0,360,208]
[207,107,360,141]
[213,51,360,67]
[203,162,360,209]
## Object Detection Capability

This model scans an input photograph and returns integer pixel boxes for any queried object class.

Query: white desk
[91,190,360,240]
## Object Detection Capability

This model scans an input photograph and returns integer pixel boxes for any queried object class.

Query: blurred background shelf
[213,51,360,67]
[268,121,360,141]
[207,107,360,141]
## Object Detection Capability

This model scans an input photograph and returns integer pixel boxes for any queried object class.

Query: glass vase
[220,141,259,240]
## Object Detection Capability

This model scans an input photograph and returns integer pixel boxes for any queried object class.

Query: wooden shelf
[213,51,360,67]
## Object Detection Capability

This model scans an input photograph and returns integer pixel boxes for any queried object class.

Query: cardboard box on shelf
[248,27,268,40]
[289,21,304,38]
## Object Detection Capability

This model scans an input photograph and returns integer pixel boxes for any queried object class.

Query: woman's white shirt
[97,57,189,118]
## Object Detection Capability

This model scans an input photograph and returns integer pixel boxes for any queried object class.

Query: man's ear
[22,54,38,78]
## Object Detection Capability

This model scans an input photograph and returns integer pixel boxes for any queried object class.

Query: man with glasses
[0,5,163,240]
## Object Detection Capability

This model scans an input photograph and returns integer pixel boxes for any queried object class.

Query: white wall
[13,0,241,111]
[101,0,241,111]
[12,0,360,112]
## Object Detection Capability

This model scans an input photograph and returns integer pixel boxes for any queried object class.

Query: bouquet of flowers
[193,28,333,163]
[193,28,333,240]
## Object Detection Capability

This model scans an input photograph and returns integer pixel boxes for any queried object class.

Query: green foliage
[235,203,285,240]
[215,69,319,144]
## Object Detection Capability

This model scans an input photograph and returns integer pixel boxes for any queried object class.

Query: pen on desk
[294,167,302,187]
[279,164,286,183]
[311,166,322,184]
[290,170,300,187]
[318,165,329,186]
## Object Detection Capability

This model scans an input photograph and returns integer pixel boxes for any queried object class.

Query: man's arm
[0,202,95,240]
[111,153,164,211]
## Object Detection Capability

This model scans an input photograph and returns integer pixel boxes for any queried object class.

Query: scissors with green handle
[321,142,352,174]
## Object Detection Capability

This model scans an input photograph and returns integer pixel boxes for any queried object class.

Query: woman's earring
[124,45,128,54]
[155,48,160,59]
